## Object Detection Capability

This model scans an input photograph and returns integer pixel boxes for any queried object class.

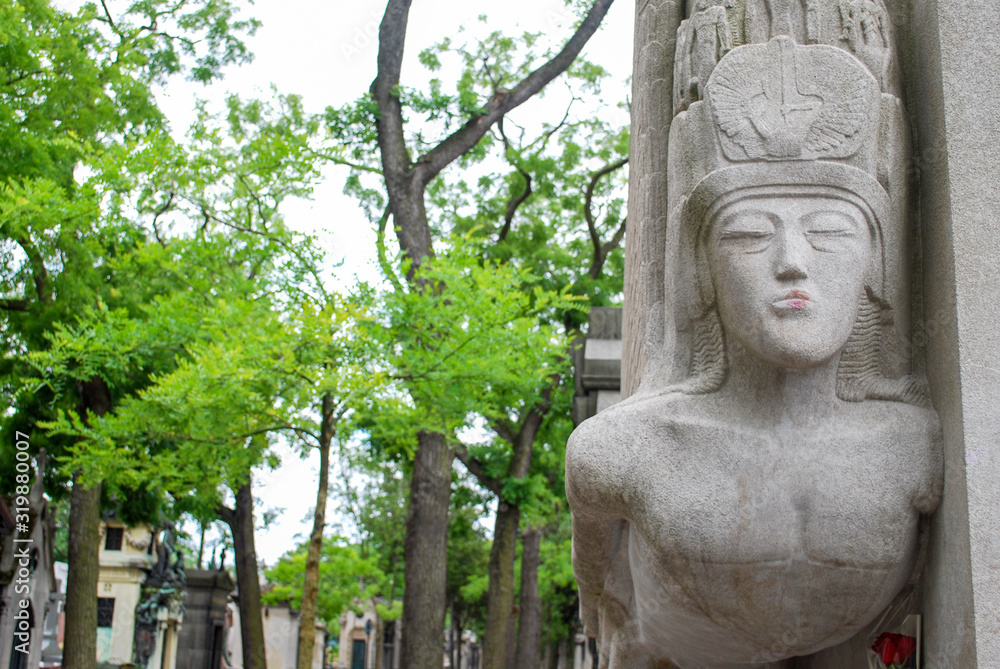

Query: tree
[345,2,619,664]
[445,482,491,669]
[446,106,630,666]
[329,452,411,669]
[263,538,383,636]
[353,235,578,666]
[27,87,338,668]
[1,1,257,665]
[385,30,630,664]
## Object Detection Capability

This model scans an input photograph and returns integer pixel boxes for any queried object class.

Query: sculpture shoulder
[848,399,943,513]
[855,399,941,436]
[565,395,702,518]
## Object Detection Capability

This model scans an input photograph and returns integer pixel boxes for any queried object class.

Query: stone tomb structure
[567,0,1000,666]
[175,568,234,669]
[572,307,625,426]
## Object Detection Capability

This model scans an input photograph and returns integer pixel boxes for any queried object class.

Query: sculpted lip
[772,290,810,312]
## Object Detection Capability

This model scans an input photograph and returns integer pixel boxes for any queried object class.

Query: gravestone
[567,0,1000,666]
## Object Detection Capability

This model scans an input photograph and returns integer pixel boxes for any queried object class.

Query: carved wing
[710,79,752,138]
[804,96,867,152]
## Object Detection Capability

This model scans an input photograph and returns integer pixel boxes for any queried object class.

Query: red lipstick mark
[785,290,809,311]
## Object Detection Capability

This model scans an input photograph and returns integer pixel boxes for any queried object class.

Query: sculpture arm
[913,413,944,515]
[565,423,630,637]
[571,508,626,636]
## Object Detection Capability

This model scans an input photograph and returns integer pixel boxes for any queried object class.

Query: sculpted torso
[567,392,940,665]
[567,184,942,667]
[569,18,946,663]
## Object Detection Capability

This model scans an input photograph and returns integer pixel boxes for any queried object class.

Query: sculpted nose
[774,229,809,281]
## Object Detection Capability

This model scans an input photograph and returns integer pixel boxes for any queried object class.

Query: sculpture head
[657,37,924,404]
[669,161,928,404]
[702,190,875,369]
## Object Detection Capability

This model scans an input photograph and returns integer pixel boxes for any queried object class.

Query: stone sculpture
[566,1,942,666]
[134,525,187,668]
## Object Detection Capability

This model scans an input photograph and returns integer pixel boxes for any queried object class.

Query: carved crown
[707,36,879,162]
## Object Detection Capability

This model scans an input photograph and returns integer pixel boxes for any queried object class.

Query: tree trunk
[197,522,206,568]
[374,616,385,669]
[221,480,267,669]
[545,642,558,669]
[451,606,462,669]
[400,431,452,669]
[514,526,542,669]
[504,607,517,669]
[481,502,520,669]
[62,475,102,669]
[297,394,335,669]
[63,377,112,669]
[370,1,616,664]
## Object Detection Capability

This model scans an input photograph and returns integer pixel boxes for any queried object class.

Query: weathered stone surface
[570,1,948,666]
[905,0,1000,665]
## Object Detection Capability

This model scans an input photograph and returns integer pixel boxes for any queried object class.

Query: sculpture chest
[610,405,933,661]
[629,416,922,569]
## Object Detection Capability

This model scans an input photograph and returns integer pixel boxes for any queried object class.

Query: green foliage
[263,538,382,635]
[357,238,580,449]
[4,2,630,649]
[536,515,581,644]
[9,77,361,525]
[447,481,490,635]
[0,0,259,503]
[438,114,630,331]
[333,454,410,600]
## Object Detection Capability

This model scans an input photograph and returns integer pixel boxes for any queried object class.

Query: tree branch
[13,234,52,304]
[4,69,44,87]
[151,192,175,247]
[414,0,616,186]
[584,157,628,279]
[490,418,517,445]
[376,207,403,292]
[454,448,503,497]
[371,0,438,267]
[0,297,30,312]
[371,0,415,193]
[591,215,627,279]
[99,0,120,34]
[508,373,560,479]
[497,118,533,243]
[309,149,383,175]
[216,504,236,527]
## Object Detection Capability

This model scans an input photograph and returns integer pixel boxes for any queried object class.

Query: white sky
[113,0,636,564]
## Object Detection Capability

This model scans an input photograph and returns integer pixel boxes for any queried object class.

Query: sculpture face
[707,195,871,369]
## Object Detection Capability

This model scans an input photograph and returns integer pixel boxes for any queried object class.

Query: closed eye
[716,211,776,243]
[719,229,773,239]
[802,212,858,237]
[806,228,855,236]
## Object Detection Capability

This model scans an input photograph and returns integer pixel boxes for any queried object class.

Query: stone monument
[561,1,990,666]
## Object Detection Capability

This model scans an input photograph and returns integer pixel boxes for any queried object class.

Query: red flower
[871,632,917,667]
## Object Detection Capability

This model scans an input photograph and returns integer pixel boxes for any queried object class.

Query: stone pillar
[573,0,987,664]
[573,307,624,425]
[621,0,681,398]
[906,0,1000,666]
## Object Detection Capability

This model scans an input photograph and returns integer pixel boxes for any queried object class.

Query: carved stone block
[568,1,943,666]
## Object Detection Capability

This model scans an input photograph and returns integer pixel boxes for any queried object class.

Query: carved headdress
[655,0,923,403]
